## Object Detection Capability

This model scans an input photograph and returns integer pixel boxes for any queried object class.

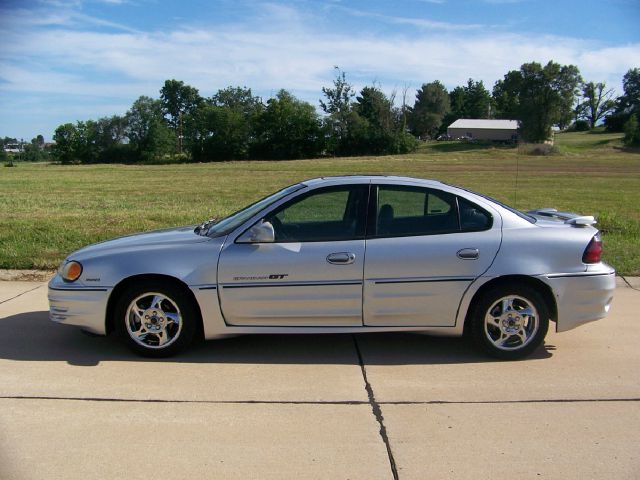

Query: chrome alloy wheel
[484,295,539,351]
[125,292,183,349]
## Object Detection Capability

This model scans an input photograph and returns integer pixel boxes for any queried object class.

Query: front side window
[266,186,368,242]
[375,186,458,237]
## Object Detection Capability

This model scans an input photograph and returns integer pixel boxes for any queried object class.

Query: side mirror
[237,220,275,244]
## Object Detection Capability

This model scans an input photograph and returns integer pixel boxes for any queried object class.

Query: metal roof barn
[448,119,518,141]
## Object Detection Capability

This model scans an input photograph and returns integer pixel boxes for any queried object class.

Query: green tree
[493,61,582,141]
[52,123,78,164]
[350,86,391,154]
[576,82,615,129]
[493,70,523,119]
[442,86,466,129]
[464,79,492,119]
[160,80,202,129]
[605,68,640,132]
[126,96,176,162]
[620,68,640,114]
[252,90,325,159]
[409,81,450,138]
[320,68,356,154]
[90,116,130,163]
[443,79,492,128]
[352,86,415,154]
[189,105,254,161]
[73,120,99,164]
[23,142,43,162]
[355,86,392,130]
[211,86,262,114]
[449,86,466,116]
[187,86,263,161]
[623,114,640,146]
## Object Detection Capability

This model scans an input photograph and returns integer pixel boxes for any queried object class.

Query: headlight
[59,260,83,282]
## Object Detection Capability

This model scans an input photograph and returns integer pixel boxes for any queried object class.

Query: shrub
[623,115,640,147]
[604,112,630,132]
[518,143,560,156]
[573,120,590,131]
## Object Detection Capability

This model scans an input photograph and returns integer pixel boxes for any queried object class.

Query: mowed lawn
[1,131,639,274]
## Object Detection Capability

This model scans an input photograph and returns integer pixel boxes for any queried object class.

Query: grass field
[1,131,639,274]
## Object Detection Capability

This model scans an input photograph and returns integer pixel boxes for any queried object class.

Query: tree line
[42,63,640,164]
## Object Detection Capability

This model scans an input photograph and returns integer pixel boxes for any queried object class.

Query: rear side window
[458,197,492,231]
[375,186,458,237]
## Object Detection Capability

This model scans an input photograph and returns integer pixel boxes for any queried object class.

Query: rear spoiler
[527,208,597,227]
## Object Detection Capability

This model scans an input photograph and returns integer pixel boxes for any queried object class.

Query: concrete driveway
[0,278,638,479]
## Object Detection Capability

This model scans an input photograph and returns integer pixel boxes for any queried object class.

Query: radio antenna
[514,149,519,207]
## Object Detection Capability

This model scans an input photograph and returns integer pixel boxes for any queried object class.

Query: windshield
[202,183,306,237]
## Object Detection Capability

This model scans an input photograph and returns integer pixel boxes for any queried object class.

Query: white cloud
[4,22,637,95]
[335,6,485,31]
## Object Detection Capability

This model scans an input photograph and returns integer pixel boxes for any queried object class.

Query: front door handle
[457,248,479,260]
[326,252,356,265]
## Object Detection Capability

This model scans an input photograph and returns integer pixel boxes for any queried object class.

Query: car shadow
[0,311,553,366]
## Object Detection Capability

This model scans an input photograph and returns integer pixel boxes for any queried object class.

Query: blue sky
[1,0,639,141]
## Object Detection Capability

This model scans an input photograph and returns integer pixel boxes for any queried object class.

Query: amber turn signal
[60,261,83,282]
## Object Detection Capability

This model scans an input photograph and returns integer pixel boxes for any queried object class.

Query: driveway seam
[1,395,639,405]
[0,395,369,404]
[379,398,640,405]
[0,285,43,305]
[618,274,640,292]
[352,335,399,480]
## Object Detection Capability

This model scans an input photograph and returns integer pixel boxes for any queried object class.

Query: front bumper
[543,266,616,333]
[48,276,111,335]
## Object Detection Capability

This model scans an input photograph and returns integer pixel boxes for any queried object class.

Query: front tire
[114,281,199,357]
[470,284,549,360]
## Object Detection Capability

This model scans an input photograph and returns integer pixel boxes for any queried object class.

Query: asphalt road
[1,278,638,479]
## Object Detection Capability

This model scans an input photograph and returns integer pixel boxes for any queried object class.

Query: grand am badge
[233,274,289,281]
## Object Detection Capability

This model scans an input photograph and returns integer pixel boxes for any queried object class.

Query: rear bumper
[48,277,111,335]
[543,267,616,332]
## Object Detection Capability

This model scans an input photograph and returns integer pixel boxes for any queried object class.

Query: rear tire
[469,284,549,360]
[114,280,199,357]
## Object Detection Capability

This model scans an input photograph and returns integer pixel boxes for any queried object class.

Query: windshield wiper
[194,218,218,236]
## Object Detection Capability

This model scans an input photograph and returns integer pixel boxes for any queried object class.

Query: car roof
[301,175,445,187]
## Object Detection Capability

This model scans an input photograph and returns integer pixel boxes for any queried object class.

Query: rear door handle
[326,252,356,265]
[457,248,479,260]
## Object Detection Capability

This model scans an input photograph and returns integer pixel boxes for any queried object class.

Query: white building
[447,119,518,142]
[3,143,24,153]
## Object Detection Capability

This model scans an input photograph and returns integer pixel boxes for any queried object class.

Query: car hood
[71,226,208,257]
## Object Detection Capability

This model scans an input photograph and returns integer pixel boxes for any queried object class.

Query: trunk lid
[527,208,597,228]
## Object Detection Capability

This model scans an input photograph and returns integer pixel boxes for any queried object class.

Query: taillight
[582,233,603,264]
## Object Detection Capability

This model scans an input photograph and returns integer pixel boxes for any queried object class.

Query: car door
[217,184,369,327]
[363,184,501,327]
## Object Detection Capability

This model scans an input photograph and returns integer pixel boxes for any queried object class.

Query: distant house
[447,119,518,142]
[3,143,23,153]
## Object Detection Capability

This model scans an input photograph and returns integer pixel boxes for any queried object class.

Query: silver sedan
[49,176,615,359]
